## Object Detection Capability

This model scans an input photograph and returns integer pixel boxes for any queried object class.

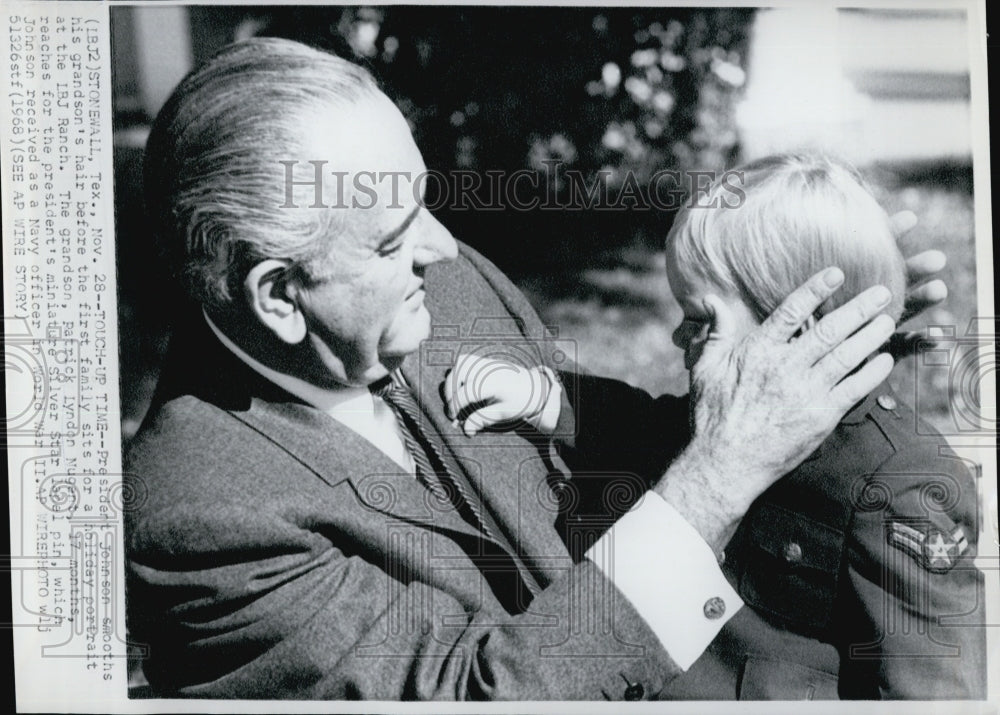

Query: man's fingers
[889,210,918,238]
[904,249,946,282]
[888,330,938,358]
[760,268,844,343]
[909,278,948,303]
[900,279,947,324]
[691,295,739,377]
[900,250,947,325]
[816,313,895,382]
[829,352,895,409]
[792,285,892,364]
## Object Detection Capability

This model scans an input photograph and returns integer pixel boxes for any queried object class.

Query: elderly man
[126,38,944,700]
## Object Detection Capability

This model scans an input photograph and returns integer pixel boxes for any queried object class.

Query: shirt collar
[202,311,372,416]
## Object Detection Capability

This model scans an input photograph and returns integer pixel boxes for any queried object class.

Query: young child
[443,153,984,699]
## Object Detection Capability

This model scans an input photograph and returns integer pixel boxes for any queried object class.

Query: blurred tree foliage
[190,5,754,273]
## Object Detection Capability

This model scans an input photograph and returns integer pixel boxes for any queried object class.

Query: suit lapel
[159,253,575,587]
[233,395,488,540]
[160,310,485,540]
[410,260,575,585]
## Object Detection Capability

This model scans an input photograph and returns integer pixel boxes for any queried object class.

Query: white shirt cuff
[584,491,742,670]
[530,366,562,435]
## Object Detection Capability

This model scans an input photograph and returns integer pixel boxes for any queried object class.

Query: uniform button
[784,542,803,563]
[876,394,897,411]
[624,683,644,700]
[703,596,726,620]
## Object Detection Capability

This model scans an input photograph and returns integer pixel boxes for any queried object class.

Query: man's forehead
[301,94,424,172]
[293,99,426,222]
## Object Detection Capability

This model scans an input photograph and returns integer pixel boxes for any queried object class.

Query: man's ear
[244,259,307,344]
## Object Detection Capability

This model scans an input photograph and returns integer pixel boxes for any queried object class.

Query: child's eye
[675,318,706,339]
[681,317,708,329]
[377,240,405,257]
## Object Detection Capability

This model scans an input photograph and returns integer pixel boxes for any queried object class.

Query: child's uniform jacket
[554,374,986,700]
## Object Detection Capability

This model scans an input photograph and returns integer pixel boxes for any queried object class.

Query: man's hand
[901,248,948,323]
[891,211,949,356]
[443,355,558,436]
[656,267,896,552]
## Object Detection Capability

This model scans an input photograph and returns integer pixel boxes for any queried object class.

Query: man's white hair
[144,37,379,308]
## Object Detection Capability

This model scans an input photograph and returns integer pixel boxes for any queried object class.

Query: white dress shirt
[204,312,414,473]
[204,313,741,670]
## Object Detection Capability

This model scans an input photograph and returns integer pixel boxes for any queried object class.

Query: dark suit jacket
[558,378,987,700]
[125,241,692,700]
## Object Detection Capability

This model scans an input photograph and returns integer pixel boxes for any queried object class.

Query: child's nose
[672,322,697,350]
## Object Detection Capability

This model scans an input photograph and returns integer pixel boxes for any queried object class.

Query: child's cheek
[684,336,708,371]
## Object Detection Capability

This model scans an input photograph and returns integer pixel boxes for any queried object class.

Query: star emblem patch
[886,521,968,573]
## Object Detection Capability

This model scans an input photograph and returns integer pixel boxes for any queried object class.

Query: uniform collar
[840,388,888,425]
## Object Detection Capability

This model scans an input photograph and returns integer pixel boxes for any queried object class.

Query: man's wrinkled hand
[891,248,948,358]
[657,267,896,551]
[891,210,948,356]
[900,247,947,325]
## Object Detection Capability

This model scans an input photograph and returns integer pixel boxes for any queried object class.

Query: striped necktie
[370,370,495,540]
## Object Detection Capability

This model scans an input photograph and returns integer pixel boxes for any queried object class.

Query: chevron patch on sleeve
[886,521,968,574]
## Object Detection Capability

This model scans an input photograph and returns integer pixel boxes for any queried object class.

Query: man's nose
[413,210,458,266]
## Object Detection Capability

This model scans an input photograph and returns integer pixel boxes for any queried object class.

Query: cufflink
[703,596,726,620]
[620,674,645,701]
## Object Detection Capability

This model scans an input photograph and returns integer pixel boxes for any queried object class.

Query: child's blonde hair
[667,153,906,323]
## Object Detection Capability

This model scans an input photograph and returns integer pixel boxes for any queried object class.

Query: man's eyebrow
[377,204,421,246]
